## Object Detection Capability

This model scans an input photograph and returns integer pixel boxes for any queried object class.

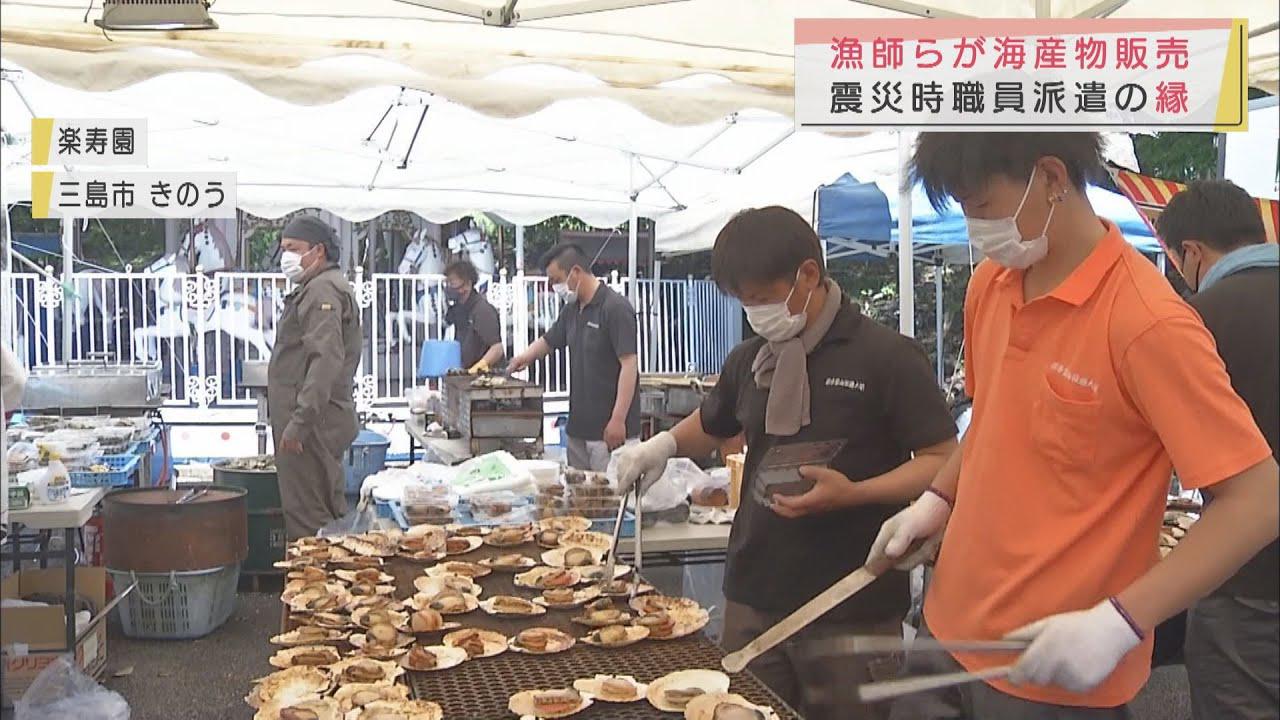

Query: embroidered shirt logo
[586,321,600,329]
[825,377,866,391]
[1049,362,1100,393]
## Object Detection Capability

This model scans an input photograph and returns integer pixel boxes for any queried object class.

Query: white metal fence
[3,269,741,410]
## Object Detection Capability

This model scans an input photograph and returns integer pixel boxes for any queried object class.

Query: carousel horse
[131,222,281,363]
[387,228,448,348]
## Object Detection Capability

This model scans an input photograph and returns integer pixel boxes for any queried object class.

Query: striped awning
[1111,169,1280,246]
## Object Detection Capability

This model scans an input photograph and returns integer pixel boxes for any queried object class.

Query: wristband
[1108,596,1146,641]
[924,486,954,509]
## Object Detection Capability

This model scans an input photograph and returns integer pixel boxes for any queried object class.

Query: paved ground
[89,592,1193,720]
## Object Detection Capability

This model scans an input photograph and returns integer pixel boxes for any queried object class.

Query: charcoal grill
[439,374,544,458]
[380,543,800,719]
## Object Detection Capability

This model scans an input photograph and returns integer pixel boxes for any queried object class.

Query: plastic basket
[69,453,141,488]
[107,563,240,640]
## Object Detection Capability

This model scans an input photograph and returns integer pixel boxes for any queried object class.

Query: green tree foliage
[1131,133,1218,183]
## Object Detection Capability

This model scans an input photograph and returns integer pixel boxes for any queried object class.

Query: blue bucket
[344,429,390,496]
[418,340,462,379]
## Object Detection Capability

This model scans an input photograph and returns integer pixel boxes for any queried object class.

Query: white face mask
[280,246,315,282]
[553,269,580,305]
[744,270,812,343]
[965,167,1055,270]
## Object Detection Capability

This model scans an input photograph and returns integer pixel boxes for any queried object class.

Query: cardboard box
[1,567,109,707]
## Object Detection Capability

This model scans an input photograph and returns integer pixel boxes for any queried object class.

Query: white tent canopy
[0,62,872,231]
[1,0,1275,126]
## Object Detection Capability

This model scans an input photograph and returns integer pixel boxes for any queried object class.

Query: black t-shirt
[446,291,502,369]
[700,299,957,621]
[544,283,641,441]
[1191,266,1278,601]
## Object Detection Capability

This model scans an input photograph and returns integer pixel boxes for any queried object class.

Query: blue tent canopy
[816,173,1160,260]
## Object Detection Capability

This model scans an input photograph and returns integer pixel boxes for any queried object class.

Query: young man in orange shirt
[869,133,1279,719]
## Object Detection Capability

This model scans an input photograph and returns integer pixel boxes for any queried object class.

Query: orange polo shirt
[925,220,1273,708]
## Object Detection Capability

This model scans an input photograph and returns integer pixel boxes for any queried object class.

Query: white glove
[864,489,951,571]
[615,431,677,493]
[1005,599,1143,693]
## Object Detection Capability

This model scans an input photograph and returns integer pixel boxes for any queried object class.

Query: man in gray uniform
[268,215,362,539]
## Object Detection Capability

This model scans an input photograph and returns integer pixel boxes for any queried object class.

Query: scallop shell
[515,567,580,590]
[571,607,631,628]
[508,689,593,719]
[596,580,656,598]
[683,693,780,720]
[327,657,405,686]
[350,607,410,630]
[398,644,468,672]
[480,596,547,617]
[346,593,403,614]
[509,628,576,655]
[332,683,410,713]
[444,536,484,555]
[400,607,462,635]
[412,575,481,597]
[557,530,613,552]
[292,612,353,630]
[650,608,711,641]
[572,675,647,703]
[334,569,396,585]
[269,625,348,647]
[348,699,444,720]
[286,566,331,583]
[537,516,593,533]
[424,561,491,579]
[252,695,340,720]
[343,536,397,559]
[442,628,508,659]
[540,547,605,569]
[478,553,538,572]
[405,591,479,616]
[484,527,533,548]
[245,666,332,709]
[268,645,342,669]
[582,625,649,649]
[533,585,601,610]
[630,595,701,616]
[348,627,415,659]
[331,556,386,572]
[646,670,731,713]
[405,524,448,545]
[575,564,633,583]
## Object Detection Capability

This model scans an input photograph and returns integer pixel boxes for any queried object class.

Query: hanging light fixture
[95,0,218,31]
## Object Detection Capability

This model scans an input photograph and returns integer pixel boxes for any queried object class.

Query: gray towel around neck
[751,279,843,436]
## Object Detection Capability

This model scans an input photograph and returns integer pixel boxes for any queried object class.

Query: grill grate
[382,543,800,719]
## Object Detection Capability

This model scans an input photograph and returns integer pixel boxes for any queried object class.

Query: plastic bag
[452,451,534,497]
[627,457,706,513]
[15,656,130,720]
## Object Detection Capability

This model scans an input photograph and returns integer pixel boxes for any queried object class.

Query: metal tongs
[600,482,642,599]
[175,487,209,505]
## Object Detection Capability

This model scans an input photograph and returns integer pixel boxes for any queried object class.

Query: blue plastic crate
[70,453,141,488]
[130,427,160,456]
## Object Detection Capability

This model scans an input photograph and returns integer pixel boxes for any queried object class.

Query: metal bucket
[103,485,248,572]
[212,459,286,573]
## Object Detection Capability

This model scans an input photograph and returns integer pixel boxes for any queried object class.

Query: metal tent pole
[61,219,74,365]
[935,260,944,385]
[515,225,525,274]
[628,154,639,307]
[897,132,915,337]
